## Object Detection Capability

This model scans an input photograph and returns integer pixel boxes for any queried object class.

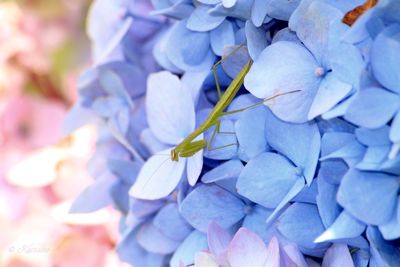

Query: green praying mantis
[170,49,299,162]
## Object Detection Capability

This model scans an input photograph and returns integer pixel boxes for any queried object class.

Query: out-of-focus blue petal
[153,203,193,241]
[345,87,400,128]
[202,159,244,183]
[187,5,225,32]
[92,96,126,117]
[245,21,268,60]
[244,41,320,123]
[266,0,301,21]
[277,203,327,250]
[129,198,165,218]
[180,184,245,232]
[146,71,195,144]
[153,30,183,73]
[322,243,355,267]
[63,103,97,134]
[129,150,186,200]
[316,175,341,228]
[371,24,400,93]
[227,228,268,267]
[151,1,194,20]
[308,73,352,120]
[315,211,365,243]
[379,198,400,240]
[209,20,235,56]
[367,226,400,267]
[70,172,114,213]
[289,0,342,64]
[166,21,216,72]
[207,222,231,256]
[235,106,269,161]
[170,231,208,267]
[108,159,140,184]
[237,152,299,208]
[265,109,320,185]
[337,169,399,225]
[251,0,268,27]
[137,222,182,254]
[140,128,169,154]
[117,228,166,267]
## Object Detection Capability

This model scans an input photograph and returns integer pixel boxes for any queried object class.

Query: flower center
[314,67,325,77]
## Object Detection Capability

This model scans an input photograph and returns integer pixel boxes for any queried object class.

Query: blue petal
[337,169,399,225]
[235,106,269,161]
[146,71,195,144]
[315,211,365,243]
[289,0,342,64]
[251,0,268,27]
[390,111,400,143]
[266,0,301,21]
[356,146,391,171]
[180,184,245,232]
[136,222,182,254]
[170,231,208,267]
[153,203,193,241]
[318,160,348,185]
[308,73,352,120]
[117,228,166,267]
[129,150,186,200]
[237,152,299,208]
[244,41,320,123]
[129,198,165,218]
[201,159,244,183]
[322,244,355,267]
[187,5,225,32]
[210,20,235,56]
[379,198,400,240]
[292,180,318,204]
[371,24,400,93]
[345,87,400,128]
[316,176,341,228]
[166,20,216,72]
[153,30,183,73]
[63,103,97,134]
[367,226,400,267]
[277,202,327,249]
[69,172,114,213]
[221,45,251,79]
[355,126,391,146]
[265,109,320,185]
[245,21,269,60]
[242,205,276,243]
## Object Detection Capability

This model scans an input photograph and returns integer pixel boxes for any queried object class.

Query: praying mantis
[170,51,299,162]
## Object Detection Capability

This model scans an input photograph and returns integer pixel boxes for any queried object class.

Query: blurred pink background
[0,1,127,266]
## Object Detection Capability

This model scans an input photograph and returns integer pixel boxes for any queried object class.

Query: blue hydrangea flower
[244,0,364,123]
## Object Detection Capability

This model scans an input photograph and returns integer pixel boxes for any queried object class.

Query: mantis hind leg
[212,45,246,99]
[207,120,237,152]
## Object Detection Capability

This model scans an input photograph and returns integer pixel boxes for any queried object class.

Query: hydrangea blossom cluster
[67,0,400,266]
